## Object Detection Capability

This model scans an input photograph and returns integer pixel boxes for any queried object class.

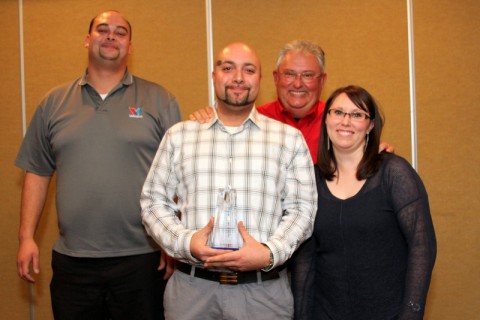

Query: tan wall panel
[2,0,479,319]
[0,1,29,319]
[124,1,208,115]
[414,0,480,318]
[22,0,208,121]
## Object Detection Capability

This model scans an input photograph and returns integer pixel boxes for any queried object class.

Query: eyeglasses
[327,109,371,122]
[279,71,322,84]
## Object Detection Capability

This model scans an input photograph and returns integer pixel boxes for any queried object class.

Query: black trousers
[50,250,166,320]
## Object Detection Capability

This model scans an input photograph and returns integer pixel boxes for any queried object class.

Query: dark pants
[50,250,166,320]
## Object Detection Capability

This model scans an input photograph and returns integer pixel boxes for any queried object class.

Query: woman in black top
[291,85,436,320]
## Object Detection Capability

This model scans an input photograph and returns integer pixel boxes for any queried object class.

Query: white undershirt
[223,126,240,134]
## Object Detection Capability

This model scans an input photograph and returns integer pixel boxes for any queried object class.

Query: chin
[288,100,310,108]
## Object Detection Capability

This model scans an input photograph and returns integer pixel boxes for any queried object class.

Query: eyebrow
[216,60,257,68]
[282,68,316,73]
[96,23,129,34]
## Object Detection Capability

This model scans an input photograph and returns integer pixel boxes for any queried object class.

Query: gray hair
[275,40,326,73]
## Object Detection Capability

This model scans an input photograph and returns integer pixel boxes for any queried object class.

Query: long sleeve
[141,126,199,263]
[262,129,318,268]
[290,237,316,320]
[386,156,437,319]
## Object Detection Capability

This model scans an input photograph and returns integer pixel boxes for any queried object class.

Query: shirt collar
[207,103,261,131]
[78,68,133,87]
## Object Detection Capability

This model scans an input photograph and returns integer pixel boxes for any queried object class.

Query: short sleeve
[15,103,56,175]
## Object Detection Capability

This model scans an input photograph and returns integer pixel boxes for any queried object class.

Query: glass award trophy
[208,185,243,250]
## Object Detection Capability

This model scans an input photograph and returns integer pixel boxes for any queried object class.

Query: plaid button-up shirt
[141,107,317,268]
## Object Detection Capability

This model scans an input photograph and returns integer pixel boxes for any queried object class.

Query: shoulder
[258,112,302,134]
[256,100,279,117]
[381,153,416,174]
[161,120,209,148]
[379,153,426,190]
[36,78,83,113]
[43,78,81,98]
[256,114,309,153]
[131,75,176,100]
[378,154,430,213]
[165,119,203,135]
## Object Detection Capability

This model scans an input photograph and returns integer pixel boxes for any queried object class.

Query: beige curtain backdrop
[1,0,479,319]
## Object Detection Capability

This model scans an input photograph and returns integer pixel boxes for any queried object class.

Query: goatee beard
[221,87,252,106]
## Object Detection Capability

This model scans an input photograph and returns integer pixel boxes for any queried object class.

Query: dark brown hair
[317,85,385,181]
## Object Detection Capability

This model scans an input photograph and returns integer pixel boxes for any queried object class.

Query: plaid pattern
[141,107,317,268]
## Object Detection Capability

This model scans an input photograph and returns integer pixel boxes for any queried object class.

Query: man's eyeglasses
[279,71,322,84]
[327,109,371,122]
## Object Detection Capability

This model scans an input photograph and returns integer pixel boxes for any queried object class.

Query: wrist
[18,233,35,243]
[261,244,274,271]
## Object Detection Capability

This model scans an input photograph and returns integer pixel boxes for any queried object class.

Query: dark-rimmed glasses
[279,71,322,84]
[327,109,371,122]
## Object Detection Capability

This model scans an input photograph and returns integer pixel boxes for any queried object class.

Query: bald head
[215,43,261,74]
[89,10,132,40]
[213,43,261,111]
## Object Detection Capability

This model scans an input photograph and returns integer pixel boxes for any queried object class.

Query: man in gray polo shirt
[15,10,181,319]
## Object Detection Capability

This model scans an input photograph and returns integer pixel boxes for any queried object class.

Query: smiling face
[213,43,261,111]
[273,51,326,118]
[326,93,374,153]
[84,11,132,66]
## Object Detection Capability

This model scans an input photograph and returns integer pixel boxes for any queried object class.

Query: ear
[273,69,279,85]
[320,73,327,90]
[128,42,133,55]
[368,121,374,133]
[84,34,90,48]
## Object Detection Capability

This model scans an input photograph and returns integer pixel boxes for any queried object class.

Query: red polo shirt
[257,100,325,164]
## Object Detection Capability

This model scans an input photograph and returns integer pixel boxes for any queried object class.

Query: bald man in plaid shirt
[141,42,317,320]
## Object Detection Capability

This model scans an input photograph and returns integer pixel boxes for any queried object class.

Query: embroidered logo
[129,107,143,119]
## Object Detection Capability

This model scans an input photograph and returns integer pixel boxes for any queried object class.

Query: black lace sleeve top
[291,153,437,320]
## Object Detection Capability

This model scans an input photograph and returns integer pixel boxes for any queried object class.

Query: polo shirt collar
[78,68,133,87]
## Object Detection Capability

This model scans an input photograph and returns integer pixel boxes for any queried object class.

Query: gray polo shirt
[15,71,181,257]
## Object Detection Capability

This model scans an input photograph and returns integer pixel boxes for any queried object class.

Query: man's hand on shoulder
[188,106,214,123]
[379,141,394,153]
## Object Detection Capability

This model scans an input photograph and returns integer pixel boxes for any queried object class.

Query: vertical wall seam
[19,0,26,136]
[18,0,35,319]
[205,0,214,106]
[407,0,418,170]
